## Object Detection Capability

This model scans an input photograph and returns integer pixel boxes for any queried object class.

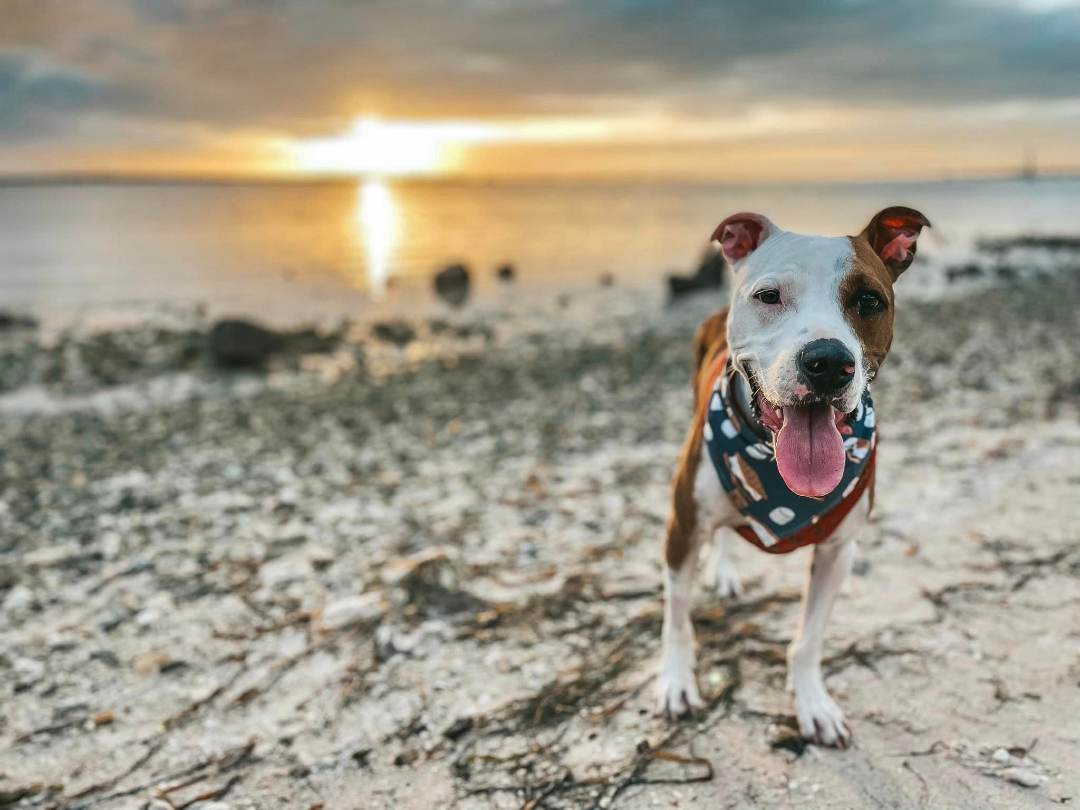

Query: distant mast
[1021,144,1038,181]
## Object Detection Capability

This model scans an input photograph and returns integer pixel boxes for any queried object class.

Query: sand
[1,267,1079,809]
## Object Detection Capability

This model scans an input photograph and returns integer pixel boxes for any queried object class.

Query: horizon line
[1,167,1080,188]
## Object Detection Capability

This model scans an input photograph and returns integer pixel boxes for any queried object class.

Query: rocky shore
[3,252,1080,809]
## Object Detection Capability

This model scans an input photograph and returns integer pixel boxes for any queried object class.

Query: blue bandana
[703,355,877,554]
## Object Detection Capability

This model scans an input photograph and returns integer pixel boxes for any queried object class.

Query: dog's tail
[691,308,729,410]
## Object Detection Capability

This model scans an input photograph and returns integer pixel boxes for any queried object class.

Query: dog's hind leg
[710,527,743,599]
[786,518,862,747]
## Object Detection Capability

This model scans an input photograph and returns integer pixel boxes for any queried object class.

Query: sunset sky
[2,0,1080,181]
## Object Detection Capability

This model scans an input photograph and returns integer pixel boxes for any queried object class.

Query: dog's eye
[856,291,885,316]
[754,289,781,305]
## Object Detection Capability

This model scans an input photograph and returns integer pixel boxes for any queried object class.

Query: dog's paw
[793,682,851,748]
[655,669,705,719]
[712,562,743,600]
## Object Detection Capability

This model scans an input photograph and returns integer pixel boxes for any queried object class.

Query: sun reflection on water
[356,179,398,297]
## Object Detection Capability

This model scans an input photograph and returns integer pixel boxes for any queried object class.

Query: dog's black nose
[797,339,856,396]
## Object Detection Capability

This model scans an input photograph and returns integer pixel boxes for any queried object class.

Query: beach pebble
[372,320,417,346]
[100,531,123,560]
[434,263,470,306]
[0,310,39,330]
[90,649,120,668]
[306,545,337,569]
[208,318,282,367]
[259,555,310,588]
[46,632,79,652]
[992,747,1012,764]
[321,592,385,630]
[1002,767,1041,788]
[376,620,452,661]
[3,584,36,615]
[382,546,458,586]
[13,656,46,681]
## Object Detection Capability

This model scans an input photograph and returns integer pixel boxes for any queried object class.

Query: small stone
[992,747,1012,764]
[444,717,474,740]
[767,724,806,757]
[351,748,372,767]
[134,650,172,675]
[97,609,129,633]
[135,608,162,627]
[259,555,309,588]
[376,624,407,661]
[372,321,417,346]
[93,710,115,726]
[375,620,451,661]
[90,649,121,668]
[434,264,470,306]
[100,531,123,560]
[320,592,384,630]
[135,593,174,627]
[0,310,39,330]
[394,749,420,767]
[45,632,79,652]
[208,319,282,368]
[381,546,457,586]
[307,546,336,570]
[1002,767,1041,788]
[13,657,45,681]
[3,584,35,614]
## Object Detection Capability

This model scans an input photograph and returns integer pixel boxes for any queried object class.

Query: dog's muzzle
[797,339,856,397]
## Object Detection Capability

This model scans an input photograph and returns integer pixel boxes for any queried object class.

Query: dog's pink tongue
[775,402,846,497]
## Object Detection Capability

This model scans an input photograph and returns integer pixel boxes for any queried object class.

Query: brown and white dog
[657,207,930,747]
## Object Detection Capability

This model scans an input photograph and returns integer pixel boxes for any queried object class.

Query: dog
[656,207,930,747]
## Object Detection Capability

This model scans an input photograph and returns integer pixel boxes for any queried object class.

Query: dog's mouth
[745,368,854,498]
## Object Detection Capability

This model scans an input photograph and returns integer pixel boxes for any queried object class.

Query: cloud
[0,0,1077,171]
[0,48,142,141]
[113,0,1080,120]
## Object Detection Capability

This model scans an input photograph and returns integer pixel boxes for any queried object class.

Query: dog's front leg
[787,537,857,747]
[656,530,706,717]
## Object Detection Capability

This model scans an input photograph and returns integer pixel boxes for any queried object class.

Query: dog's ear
[711,212,775,265]
[860,206,931,279]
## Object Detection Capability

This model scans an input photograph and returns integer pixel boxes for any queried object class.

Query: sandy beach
[2,250,1080,809]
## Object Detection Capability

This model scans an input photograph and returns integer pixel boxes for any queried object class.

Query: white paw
[793,681,851,748]
[712,563,743,599]
[655,668,705,719]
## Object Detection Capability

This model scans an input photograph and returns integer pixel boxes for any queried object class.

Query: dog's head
[716,206,930,498]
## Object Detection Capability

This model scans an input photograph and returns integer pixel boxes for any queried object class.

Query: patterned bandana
[702,352,877,554]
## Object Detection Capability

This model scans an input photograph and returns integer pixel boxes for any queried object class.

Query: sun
[292,116,463,176]
[288,114,618,177]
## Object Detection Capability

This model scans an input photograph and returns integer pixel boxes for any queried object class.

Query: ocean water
[0,178,1077,328]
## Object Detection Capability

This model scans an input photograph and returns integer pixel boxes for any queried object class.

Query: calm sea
[1,178,1077,328]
